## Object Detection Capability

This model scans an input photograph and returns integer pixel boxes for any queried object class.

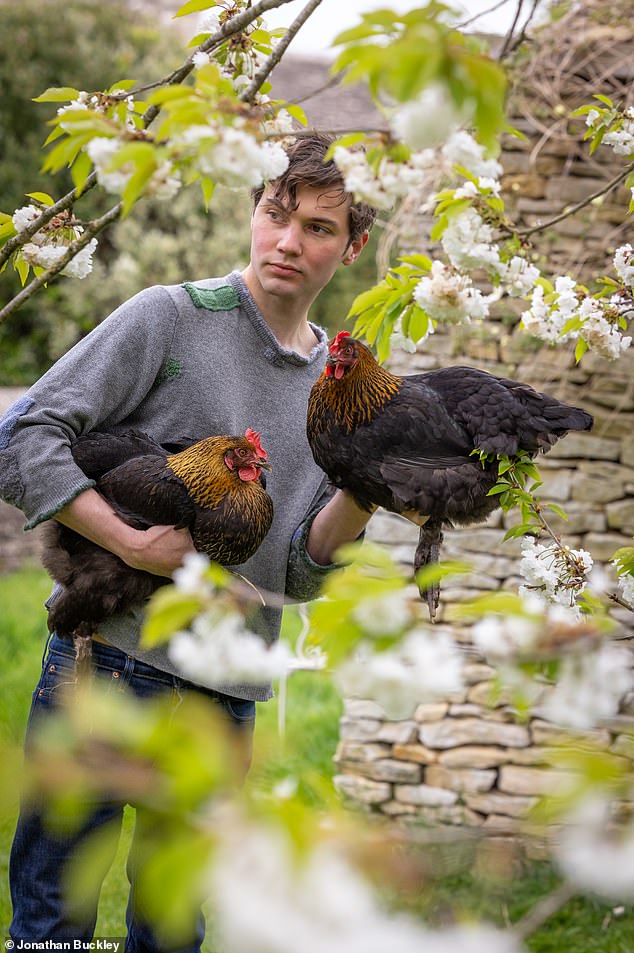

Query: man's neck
[241,265,319,356]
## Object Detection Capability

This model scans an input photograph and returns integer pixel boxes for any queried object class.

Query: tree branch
[498,0,525,61]
[512,162,633,239]
[242,0,326,105]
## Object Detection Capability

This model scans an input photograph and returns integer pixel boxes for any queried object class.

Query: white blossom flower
[169,608,291,685]
[336,628,464,720]
[453,180,478,200]
[539,641,633,730]
[192,51,212,69]
[389,83,466,150]
[147,161,182,201]
[12,205,42,237]
[61,238,98,279]
[172,552,213,595]
[615,569,634,607]
[603,125,634,157]
[21,237,98,279]
[87,137,132,194]
[499,256,540,296]
[351,589,411,636]
[196,9,222,34]
[413,259,489,324]
[519,537,593,606]
[198,127,289,188]
[441,208,502,273]
[333,147,430,210]
[555,796,634,901]
[442,130,503,179]
[585,108,600,127]
[579,300,632,360]
[210,819,525,953]
[614,243,634,287]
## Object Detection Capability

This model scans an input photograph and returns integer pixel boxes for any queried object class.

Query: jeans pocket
[218,695,257,725]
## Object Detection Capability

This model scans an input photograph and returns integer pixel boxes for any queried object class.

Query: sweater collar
[226,271,328,367]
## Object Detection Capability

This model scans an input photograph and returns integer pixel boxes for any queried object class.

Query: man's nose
[276,221,302,256]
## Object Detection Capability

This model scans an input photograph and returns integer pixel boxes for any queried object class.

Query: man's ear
[342,231,369,266]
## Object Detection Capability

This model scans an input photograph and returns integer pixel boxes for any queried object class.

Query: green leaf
[285,103,308,126]
[574,336,588,363]
[141,589,203,647]
[173,0,218,18]
[70,152,93,195]
[544,502,568,521]
[200,176,215,207]
[25,191,55,206]
[14,255,30,286]
[408,305,431,343]
[33,86,80,103]
[593,93,614,106]
[398,253,431,271]
[502,524,536,541]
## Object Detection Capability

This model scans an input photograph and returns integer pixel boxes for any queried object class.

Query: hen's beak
[258,460,272,471]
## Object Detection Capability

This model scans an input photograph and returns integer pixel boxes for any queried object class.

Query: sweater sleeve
[284,482,340,601]
[0,285,178,528]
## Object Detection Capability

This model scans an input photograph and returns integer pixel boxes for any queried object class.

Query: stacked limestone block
[335,666,634,832]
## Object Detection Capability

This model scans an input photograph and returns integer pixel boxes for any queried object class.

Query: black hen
[307,332,593,618]
[41,429,273,662]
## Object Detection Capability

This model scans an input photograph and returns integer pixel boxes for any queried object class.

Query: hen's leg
[414,519,444,621]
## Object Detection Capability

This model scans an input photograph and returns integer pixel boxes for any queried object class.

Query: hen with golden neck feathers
[41,429,273,649]
[307,332,593,618]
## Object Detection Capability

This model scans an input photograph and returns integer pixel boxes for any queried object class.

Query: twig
[242,0,326,105]
[512,163,633,239]
[498,0,525,61]
[503,0,541,59]
[455,0,511,30]
[513,880,577,941]
[0,204,122,326]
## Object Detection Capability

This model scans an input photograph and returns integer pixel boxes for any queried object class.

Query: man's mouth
[269,262,301,275]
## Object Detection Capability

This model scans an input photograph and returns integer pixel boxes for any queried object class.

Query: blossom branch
[0,0,297,272]
[242,0,326,105]
[497,0,525,61]
[0,204,122,326]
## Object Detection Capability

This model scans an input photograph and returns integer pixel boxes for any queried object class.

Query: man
[0,134,377,949]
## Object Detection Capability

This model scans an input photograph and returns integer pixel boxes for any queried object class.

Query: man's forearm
[305,489,375,566]
[55,489,194,576]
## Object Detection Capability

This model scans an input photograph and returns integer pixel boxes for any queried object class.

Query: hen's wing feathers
[72,430,167,480]
[98,456,196,530]
[414,367,593,455]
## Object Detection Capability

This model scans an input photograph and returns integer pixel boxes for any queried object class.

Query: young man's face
[247,183,367,309]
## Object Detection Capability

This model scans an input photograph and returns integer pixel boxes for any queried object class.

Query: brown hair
[251,133,377,245]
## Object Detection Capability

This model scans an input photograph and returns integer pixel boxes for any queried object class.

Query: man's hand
[122,524,196,576]
[55,488,195,578]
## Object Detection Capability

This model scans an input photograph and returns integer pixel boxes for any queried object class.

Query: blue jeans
[10,633,256,952]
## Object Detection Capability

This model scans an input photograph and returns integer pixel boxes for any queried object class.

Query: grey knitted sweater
[0,272,337,701]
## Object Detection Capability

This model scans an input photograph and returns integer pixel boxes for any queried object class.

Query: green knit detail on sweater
[182,282,240,311]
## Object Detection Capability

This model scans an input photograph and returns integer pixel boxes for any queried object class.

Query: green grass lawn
[1,565,633,950]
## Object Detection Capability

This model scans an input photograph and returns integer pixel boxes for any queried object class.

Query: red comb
[245,428,268,460]
[329,330,351,353]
